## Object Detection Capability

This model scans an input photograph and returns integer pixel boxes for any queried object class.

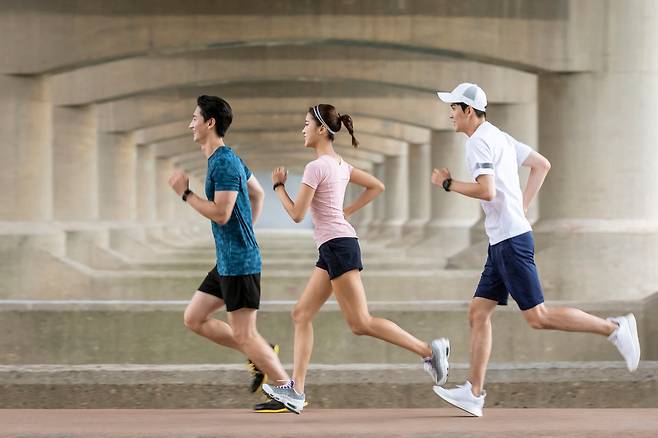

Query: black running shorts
[197,266,261,312]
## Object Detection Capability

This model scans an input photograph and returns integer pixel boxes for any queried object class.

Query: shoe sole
[253,400,308,414]
[253,408,288,413]
[430,338,450,386]
[626,314,640,372]
[432,386,482,417]
[262,385,303,415]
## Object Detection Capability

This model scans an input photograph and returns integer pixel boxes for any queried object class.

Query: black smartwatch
[182,188,193,202]
[273,182,285,191]
[442,178,452,192]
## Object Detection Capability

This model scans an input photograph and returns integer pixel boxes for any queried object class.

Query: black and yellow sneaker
[246,343,280,393]
[253,398,309,413]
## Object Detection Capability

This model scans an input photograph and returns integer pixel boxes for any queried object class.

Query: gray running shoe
[425,338,450,386]
[262,379,306,414]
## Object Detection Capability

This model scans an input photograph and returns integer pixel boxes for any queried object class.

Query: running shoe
[262,379,305,414]
[607,314,640,372]
[424,338,450,385]
[433,381,485,417]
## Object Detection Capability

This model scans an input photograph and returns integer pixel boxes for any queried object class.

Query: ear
[207,117,216,128]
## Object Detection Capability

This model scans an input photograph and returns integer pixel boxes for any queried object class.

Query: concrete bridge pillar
[0,75,52,221]
[52,105,98,221]
[423,130,479,256]
[535,0,658,300]
[403,143,432,241]
[383,145,409,239]
[98,133,137,221]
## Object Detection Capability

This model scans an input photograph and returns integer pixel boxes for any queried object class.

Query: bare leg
[291,268,333,394]
[467,298,498,396]
[183,291,241,350]
[227,308,289,383]
[331,270,432,358]
[523,303,617,335]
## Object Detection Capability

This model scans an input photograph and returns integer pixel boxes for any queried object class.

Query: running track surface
[2,409,657,437]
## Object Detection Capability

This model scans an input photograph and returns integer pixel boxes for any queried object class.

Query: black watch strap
[442,178,452,192]
[273,182,285,191]
[182,188,193,202]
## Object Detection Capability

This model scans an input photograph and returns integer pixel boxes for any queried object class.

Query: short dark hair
[458,102,486,118]
[196,95,232,137]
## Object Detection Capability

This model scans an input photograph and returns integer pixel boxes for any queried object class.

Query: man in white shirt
[430,83,641,417]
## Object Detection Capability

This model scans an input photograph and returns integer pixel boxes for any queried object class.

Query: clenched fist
[271,166,288,185]
[431,168,451,187]
[168,170,189,196]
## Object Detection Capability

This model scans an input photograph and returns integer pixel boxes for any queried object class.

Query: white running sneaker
[607,313,641,372]
[262,379,306,414]
[424,338,450,386]
[433,381,485,417]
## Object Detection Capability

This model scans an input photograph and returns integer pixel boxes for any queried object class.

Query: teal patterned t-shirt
[205,146,261,275]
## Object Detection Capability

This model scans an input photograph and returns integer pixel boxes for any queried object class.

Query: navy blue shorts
[316,237,363,280]
[474,231,544,311]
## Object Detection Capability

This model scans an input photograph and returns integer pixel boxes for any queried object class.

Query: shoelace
[274,379,295,389]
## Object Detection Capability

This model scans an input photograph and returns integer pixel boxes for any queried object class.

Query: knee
[525,313,548,330]
[348,316,372,336]
[291,305,312,326]
[468,307,491,328]
[183,311,203,334]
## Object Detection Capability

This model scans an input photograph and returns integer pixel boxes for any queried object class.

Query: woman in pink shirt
[262,104,450,414]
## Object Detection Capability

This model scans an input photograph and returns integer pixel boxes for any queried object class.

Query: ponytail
[338,113,359,148]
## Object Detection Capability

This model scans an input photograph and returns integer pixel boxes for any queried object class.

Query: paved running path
[2,409,657,437]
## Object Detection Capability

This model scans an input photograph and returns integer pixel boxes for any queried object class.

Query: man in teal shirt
[169,95,289,409]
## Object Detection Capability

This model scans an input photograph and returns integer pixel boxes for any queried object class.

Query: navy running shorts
[315,237,364,280]
[474,231,544,311]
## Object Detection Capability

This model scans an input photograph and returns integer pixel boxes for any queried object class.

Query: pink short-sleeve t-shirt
[301,154,358,247]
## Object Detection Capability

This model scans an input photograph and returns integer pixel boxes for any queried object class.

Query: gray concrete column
[367,162,386,234]
[423,130,480,256]
[383,145,409,238]
[156,157,175,222]
[404,143,431,238]
[535,0,658,300]
[136,144,156,223]
[0,75,52,220]
[52,105,98,221]
[97,133,137,221]
[349,183,374,233]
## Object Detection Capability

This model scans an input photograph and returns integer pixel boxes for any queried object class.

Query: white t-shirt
[465,121,532,245]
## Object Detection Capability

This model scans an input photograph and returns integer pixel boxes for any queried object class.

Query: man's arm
[168,170,237,225]
[520,150,551,214]
[431,168,496,202]
[186,190,237,225]
[246,174,265,224]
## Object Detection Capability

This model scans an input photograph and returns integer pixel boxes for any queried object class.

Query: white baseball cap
[436,83,487,112]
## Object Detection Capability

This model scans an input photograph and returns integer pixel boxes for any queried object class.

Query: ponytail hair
[308,104,359,148]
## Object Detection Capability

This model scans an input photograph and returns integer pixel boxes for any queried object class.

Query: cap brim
[436,91,459,103]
